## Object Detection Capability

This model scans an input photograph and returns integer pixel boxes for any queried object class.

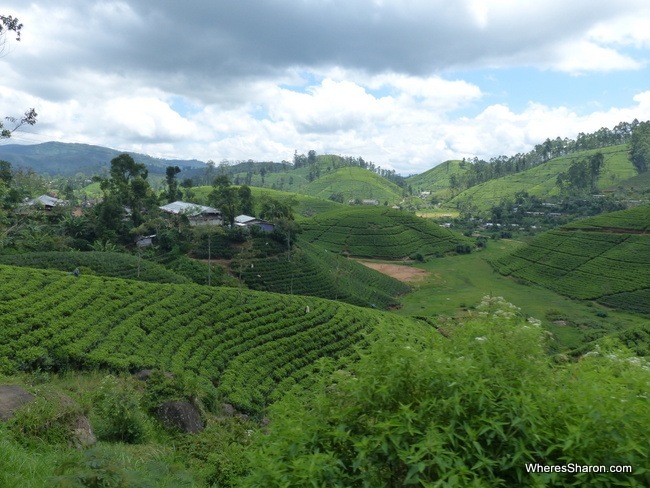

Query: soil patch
[355,260,431,283]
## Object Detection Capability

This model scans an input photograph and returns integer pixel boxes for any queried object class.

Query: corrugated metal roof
[234,214,257,224]
[160,201,220,216]
[26,194,67,206]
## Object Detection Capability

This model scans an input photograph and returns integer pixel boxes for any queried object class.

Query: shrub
[92,376,147,444]
[9,388,84,448]
[244,317,650,487]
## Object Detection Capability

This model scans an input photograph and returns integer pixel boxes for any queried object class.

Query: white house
[234,214,275,233]
[24,194,68,210]
[159,201,223,226]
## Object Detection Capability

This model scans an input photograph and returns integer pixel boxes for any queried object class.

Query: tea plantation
[492,207,650,314]
[234,241,410,309]
[0,264,419,415]
[301,206,463,258]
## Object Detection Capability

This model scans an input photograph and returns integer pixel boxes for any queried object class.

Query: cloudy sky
[2,0,650,175]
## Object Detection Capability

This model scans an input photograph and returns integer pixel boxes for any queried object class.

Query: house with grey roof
[24,194,68,210]
[159,201,223,226]
[234,214,275,233]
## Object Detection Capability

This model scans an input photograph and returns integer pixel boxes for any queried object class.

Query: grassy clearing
[395,240,648,351]
[416,210,459,219]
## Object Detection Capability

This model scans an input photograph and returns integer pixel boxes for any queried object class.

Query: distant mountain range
[0,141,206,176]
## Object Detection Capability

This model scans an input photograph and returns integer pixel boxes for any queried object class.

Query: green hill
[0,142,203,177]
[605,168,650,194]
[234,240,410,309]
[406,160,467,199]
[451,145,637,211]
[0,252,193,284]
[0,264,419,414]
[491,206,650,314]
[301,207,463,259]
[300,166,403,203]
[228,158,404,204]
[191,185,344,219]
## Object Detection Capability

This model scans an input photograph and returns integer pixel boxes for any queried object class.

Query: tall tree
[238,185,254,215]
[102,154,153,226]
[164,165,182,203]
[630,121,650,173]
[208,176,239,226]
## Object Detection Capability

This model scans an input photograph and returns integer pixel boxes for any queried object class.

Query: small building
[24,194,68,210]
[136,234,156,248]
[159,201,223,226]
[234,214,275,233]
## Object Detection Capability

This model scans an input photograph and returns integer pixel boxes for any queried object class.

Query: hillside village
[0,120,649,486]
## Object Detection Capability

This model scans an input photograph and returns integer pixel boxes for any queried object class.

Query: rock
[0,385,35,421]
[221,403,236,416]
[155,401,204,433]
[70,415,97,448]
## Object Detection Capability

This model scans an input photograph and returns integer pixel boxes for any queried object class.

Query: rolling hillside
[0,252,192,284]
[234,240,410,309]
[491,206,650,314]
[450,145,637,211]
[0,264,419,414]
[0,142,204,176]
[299,166,403,203]
[406,160,468,199]
[301,207,463,258]
[191,185,344,219]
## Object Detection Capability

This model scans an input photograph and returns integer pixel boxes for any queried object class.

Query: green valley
[0,120,649,486]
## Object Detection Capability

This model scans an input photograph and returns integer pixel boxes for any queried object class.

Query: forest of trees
[450,120,644,193]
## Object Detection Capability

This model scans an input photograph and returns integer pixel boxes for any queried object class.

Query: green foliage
[208,176,240,226]
[451,145,636,212]
[493,208,650,314]
[561,205,650,231]
[163,165,182,203]
[0,251,192,284]
[0,264,416,414]
[405,159,468,198]
[92,375,148,444]
[175,419,256,487]
[52,447,195,487]
[235,240,410,309]
[192,185,345,220]
[455,243,472,254]
[163,255,230,286]
[8,387,83,448]
[245,316,650,487]
[630,120,650,173]
[556,152,604,194]
[301,206,463,258]
[301,166,403,203]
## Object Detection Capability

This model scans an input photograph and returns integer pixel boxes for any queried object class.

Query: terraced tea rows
[562,205,650,232]
[301,207,461,258]
[0,265,417,414]
[235,241,410,308]
[0,251,192,284]
[492,208,650,314]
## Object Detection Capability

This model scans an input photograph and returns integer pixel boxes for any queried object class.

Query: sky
[1,0,650,175]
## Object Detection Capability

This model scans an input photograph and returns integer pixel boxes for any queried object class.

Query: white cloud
[548,40,643,74]
[2,0,650,175]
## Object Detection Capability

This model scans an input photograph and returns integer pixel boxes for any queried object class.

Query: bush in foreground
[244,311,649,487]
